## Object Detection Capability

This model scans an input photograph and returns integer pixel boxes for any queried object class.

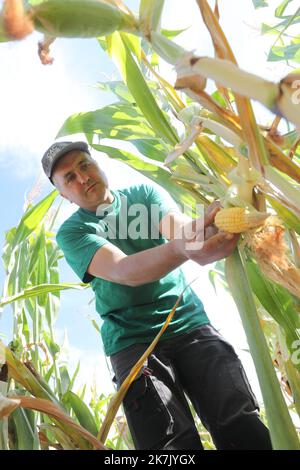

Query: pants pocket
[225,357,260,411]
[123,375,174,450]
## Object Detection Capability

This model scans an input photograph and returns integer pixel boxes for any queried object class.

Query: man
[42,140,272,450]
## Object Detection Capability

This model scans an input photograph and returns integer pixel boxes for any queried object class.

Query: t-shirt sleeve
[143,183,181,223]
[56,224,109,283]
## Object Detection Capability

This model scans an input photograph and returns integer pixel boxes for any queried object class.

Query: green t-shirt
[56,183,209,356]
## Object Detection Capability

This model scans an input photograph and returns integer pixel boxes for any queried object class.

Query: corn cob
[215,207,269,233]
[31,0,137,38]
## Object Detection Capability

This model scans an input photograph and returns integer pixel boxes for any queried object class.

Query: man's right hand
[174,206,240,266]
[204,201,220,240]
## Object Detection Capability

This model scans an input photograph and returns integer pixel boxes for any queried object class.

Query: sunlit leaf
[62,391,98,437]
[252,0,269,9]
[0,283,88,308]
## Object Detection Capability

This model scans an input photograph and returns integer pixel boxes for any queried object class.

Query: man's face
[52,150,110,211]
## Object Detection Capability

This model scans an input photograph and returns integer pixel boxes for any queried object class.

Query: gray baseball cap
[42,141,91,183]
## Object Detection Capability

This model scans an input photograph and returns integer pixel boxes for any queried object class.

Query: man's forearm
[115,239,187,287]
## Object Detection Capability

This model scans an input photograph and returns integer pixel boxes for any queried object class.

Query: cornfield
[1,0,300,450]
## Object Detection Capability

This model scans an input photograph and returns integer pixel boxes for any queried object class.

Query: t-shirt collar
[78,189,120,220]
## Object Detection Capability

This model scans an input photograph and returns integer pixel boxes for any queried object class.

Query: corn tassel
[215,207,269,233]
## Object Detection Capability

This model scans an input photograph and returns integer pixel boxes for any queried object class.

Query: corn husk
[31,0,137,38]
[246,218,300,300]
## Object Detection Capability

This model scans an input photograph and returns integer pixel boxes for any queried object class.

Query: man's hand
[204,200,220,240]
[183,205,240,266]
[160,201,239,268]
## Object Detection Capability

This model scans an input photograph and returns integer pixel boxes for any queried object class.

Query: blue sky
[0,0,288,396]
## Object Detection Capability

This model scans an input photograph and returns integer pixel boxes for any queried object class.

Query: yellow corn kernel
[215,207,269,233]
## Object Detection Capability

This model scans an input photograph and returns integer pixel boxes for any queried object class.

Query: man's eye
[81,162,90,170]
[66,174,75,184]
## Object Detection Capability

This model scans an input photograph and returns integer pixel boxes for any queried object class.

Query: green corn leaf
[62,391,98,437]
[275,0,295,18]
[57,101,173,163]
[128,138,169,162]
[10,408,39,450]
[39,423,76,450]
[91,319,101,334]
[284,354,300,417]
[268,43,300,62]
[0,381,8,450]
[44,364,55,384]
[252,0,269,9]
[35,226,49,306]
[267,196,300,235]
[105,32,178,144]
[4,239,29,298]
[226,249,300,449]
[29,1,48,5]
[92,144,205,212]
[161,28,189,39]
[264,12,300,33]
[12,190,58,247]
[261,23,281,35]
[69,361,81,391]
[21,309,30,345]
[57,102,155,141]
[264,166,300,219]
[59,366,71,396]
[96,80,134,103]
[46,242,62,326]
[121,30,142,62]
[0,283,88,308]
[43,331,60,359]
[2,228,17,270]
[1,343,99,449]
[1,341,59,404]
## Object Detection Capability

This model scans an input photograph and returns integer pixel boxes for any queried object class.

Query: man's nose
[77,171,90,184]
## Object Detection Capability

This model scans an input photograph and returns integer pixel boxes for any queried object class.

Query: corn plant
[254,0,300,66]
[1,0,300,449]
[0,189,131,449]
[0,189,212,450]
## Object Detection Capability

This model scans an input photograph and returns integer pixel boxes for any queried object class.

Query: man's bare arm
[87,239,187,287]
[87,207,238,286]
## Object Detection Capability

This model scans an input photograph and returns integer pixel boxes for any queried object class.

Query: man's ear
[60,192,72,203]
[53,178,72,203]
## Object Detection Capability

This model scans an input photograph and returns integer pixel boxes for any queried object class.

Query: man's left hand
[184,203,240,265]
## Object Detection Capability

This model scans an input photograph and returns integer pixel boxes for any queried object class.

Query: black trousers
[110,324,273,450]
